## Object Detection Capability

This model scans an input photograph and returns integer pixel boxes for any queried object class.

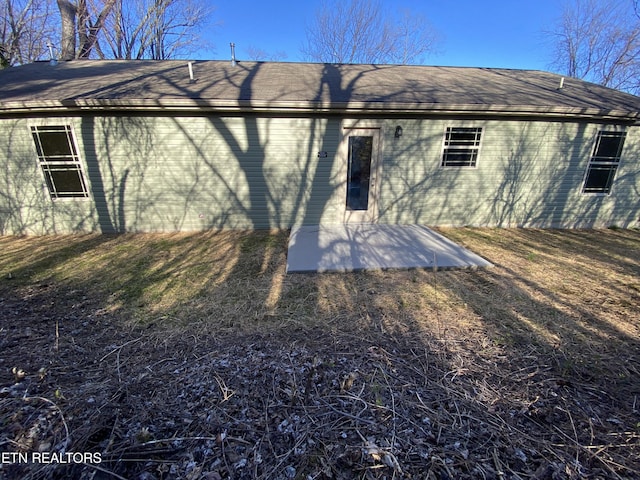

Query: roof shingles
[1,60,639,120]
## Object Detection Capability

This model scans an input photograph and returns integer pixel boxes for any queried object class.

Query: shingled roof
[1,60,639,121]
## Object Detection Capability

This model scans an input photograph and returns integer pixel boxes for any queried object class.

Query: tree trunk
[78,0,116,58]
[57,0,77,60]
[76,0,89,58]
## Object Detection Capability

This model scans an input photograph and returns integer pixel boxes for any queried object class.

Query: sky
[197,0,564,71]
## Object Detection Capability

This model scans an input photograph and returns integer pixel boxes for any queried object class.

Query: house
[0,59,639,235]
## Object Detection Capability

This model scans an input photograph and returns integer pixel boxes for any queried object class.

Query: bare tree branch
[57,0,116,59]
[246,46,288,62]
[80,0,116,57]
[547,0,640,94]
[1,0,213,65]
[1,0,56,66]
[99,0,214,60]
[302,0,439,65]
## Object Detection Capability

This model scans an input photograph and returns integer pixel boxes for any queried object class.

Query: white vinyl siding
[78,116,341,232]
[379,119,639,229]
[1,115,639,235]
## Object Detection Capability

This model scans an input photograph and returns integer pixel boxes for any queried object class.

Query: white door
[342,127,381,223]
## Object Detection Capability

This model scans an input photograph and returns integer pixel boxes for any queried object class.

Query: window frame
[441,126,483,168]
[30,125,89,200]
[581,130,626,196]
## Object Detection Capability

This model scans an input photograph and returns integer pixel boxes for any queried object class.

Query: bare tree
[97,0,214,60]
[246,45,288,62]
[548,0,640,94]
[302,0,439,64]
[1,0,57,66]
[57,0,116,60]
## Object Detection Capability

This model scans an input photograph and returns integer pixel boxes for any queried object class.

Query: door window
[346,136,373,210]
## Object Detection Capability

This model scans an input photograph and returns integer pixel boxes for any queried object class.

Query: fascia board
[0,98,638,122]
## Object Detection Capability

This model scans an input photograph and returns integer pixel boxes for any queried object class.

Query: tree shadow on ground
[1,228,639,479]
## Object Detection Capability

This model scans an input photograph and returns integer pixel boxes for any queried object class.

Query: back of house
[0,60,639,234]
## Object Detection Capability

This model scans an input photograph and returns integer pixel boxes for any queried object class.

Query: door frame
[339,123,383,224]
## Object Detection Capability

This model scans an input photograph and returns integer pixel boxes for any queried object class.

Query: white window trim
[440,126,483,169]
[30,124,90,200]
[581,130,626,196]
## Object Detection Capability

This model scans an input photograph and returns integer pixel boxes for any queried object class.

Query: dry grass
[0,228,639,479]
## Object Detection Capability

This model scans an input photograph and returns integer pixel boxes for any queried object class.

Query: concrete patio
[286,224,493,273]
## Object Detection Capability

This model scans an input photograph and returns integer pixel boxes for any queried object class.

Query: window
[442,127,482,167]
[31,125,89,199]
[346,136,373,211]
[582,131,626,194]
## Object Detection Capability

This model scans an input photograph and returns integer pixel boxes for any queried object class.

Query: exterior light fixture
[394,126,403,138]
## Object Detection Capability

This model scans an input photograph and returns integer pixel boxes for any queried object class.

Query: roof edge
[1,98,638,122]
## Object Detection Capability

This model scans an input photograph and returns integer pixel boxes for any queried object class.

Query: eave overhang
[1,98,639,123]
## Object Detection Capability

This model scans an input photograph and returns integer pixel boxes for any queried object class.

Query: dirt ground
[0,228,639,479]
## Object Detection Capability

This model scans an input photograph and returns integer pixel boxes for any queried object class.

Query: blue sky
[199,0,563,70]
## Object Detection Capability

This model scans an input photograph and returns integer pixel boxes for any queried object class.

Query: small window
[31,125,89,199]
[582,131,626,195]
[442,127,482,167]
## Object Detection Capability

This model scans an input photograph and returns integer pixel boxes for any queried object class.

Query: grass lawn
[0,228,639,479]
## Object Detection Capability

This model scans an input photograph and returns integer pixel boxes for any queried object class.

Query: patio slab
[286,224,493,273]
